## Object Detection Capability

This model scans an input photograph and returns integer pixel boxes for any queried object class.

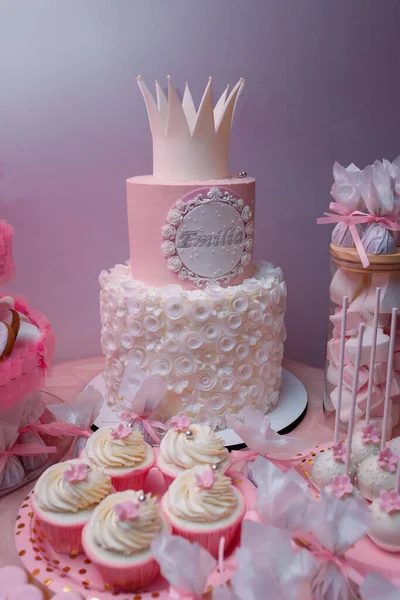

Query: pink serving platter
[15,468,257,599]
[296,442,400,587]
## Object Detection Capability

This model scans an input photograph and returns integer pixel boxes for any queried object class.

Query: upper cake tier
[129,77,255,289]
[127,176,255,288]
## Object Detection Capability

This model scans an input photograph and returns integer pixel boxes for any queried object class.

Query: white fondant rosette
[196,368,217,393]
[200,321,222,343]
[163,296,186,321]
[128,346,148,368]
[222,312,243,336]
[182,330,203,351]
[148,353,172,377]
[161,337,181,355]
[174,355,198,377]
[162,224,176,240]
[161,240,176,257]
[191,299,211,323]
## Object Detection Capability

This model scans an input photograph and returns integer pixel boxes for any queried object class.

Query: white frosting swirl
[167,466,237,523]
[35,460,112,513]
[91,490,162,554]
[85,427,146,469]
[160,424,229,471]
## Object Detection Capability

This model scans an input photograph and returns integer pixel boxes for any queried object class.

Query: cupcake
[32,459,112,554]
[161,464,245,557]
[82,490,169,591]
[156,416,229,486]
[83,424,155,491]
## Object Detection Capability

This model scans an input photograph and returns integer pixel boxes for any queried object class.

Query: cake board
[86,369,308,448]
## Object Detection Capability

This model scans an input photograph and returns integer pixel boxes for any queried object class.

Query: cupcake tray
[296,443,400,587]
[15,468,257,599]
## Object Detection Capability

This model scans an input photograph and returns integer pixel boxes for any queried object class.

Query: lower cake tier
[100,261,286,430]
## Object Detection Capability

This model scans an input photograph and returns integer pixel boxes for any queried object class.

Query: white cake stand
[86,369,307,447]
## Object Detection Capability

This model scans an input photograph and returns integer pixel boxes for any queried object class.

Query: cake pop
[351,287,382,467]
[357,308,398,501]
[310,299,360,490]
[368,455,400,552]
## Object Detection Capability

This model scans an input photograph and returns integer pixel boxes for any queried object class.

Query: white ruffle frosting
[100,261,286,429]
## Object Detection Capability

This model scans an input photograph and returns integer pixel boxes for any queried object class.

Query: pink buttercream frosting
[0,294,55,410]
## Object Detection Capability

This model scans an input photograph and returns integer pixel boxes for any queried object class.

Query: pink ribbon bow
[317,202,400,267]
[0,442,57,474]
[19,421,92,439]
[295,534,363,599]
[227,450,305,482]
[120,413,166,444]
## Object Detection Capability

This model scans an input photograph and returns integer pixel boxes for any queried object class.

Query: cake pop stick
[345,323,365,475]
[381,308,398,450]
[365,287,381,426]
[334,296,348,445]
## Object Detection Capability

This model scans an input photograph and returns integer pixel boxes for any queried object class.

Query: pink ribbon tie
[129,415,167,444]
[317,202,400,267]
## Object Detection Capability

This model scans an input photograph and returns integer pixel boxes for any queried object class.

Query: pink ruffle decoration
[0,220,15,286]
[0,294,55,411]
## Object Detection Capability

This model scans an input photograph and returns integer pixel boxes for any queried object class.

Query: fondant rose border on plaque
[161,187,254,288]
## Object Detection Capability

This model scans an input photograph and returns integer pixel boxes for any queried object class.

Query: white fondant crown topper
[137,76,245,181]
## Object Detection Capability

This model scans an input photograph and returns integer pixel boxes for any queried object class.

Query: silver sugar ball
[185,430,193,438]
[238,171,247,178]
[138,493,146,502]
[211,464,218,471]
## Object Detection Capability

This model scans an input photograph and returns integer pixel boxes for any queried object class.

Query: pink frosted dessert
[156,417,230,486]
[32,459,112,554]
[368,489,400,552]
[100,77,287,431]
[82,490,169,591]
[161,464,245,557]
[83,424,155,491]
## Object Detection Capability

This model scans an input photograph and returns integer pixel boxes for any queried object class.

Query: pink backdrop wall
[1,0,399,368]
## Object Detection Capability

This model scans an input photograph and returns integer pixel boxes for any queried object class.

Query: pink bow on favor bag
[317,202,400,268]
[120,413,166,444]
[116,360,168,445]
[18,421,92,439]
[151,533,217,599]
[226,407,312,477]
[0,442,57,474]
[298,490,371,600]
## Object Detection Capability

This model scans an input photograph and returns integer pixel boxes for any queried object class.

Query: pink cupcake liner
[31,495,87,555]
[82,524,162,592]
[108,447,155,491]
[161,494,246,558]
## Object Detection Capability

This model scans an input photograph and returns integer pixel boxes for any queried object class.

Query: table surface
[0,357,333,568]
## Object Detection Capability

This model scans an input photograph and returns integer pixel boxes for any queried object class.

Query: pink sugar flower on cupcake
[82,489,170,591]
[83,425,155,491]
[156,417,229,486]
[161,464,245,557]
[32,459,112,555]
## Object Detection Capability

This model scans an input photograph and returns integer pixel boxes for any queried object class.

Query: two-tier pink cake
[100,77,286,429]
